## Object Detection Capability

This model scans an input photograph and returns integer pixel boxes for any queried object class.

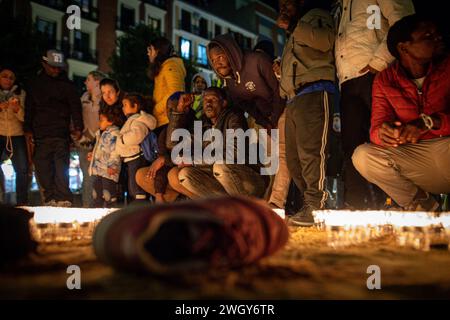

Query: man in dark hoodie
[24,50,83,207]
[207,34,290,211]
[277,0,336,226]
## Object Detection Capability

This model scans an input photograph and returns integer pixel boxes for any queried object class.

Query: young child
[88,108,124,208]
[116,93,157,203]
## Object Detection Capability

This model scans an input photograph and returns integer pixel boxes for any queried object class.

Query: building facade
[28,0,279,87]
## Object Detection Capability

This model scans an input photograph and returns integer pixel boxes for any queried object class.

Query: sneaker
[404,192,440,212]
[56,200,73,207]
[93,196,289,274]
[43,199,57,207]
[287,205,316,227]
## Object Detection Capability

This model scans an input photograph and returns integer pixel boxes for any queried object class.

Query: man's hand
[273,60,281,79]
[87,152,93,162]
[359,65,380,75]
[176,94,194,113]
[397,118,429,144]
[146,156,165,179]
[378,121,403,147]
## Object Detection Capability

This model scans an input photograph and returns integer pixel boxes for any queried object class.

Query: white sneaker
[44,199,57,207]
[56,200,73,207]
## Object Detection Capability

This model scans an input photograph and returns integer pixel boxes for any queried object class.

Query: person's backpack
[140,131,159,162]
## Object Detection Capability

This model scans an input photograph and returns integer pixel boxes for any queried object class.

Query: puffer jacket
[152,57,186,127]
[207,34,285,128]
[89,125,121,182]
[279,8,336,100]
[0,88,26,137]
[115,111,157,162]
[334,0,415,85]
[24,71,83,139]
[370,55,450,146]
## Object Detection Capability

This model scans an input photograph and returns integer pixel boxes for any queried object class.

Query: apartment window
[199,18,208,38]
[121,5,135,30]
[197,44,207,66]
[74,0,90,13]
[148,17,161,32]
[180,37,191,60]
[74,30,90,60]
[36,17,56,47]
[214,24,222,37]
[181,9,191,32]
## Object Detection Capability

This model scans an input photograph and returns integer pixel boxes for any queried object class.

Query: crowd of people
[1,0,449,228]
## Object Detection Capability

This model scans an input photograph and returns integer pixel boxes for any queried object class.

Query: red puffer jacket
[370,54,450,146]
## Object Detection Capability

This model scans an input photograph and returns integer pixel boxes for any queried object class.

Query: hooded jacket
[24,71,83,140]
[191,72,212,119]
[279,8,336,100]
[207,34,284,128]
[152,57,186,127]
[334,0,415,85]
[115,111,157,162]
[370,55,450,146]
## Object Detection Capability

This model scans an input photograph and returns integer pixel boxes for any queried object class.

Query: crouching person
[352,15,450,211]
[167,87,267,198]
[88,108,124,207]
[116,93,157,203]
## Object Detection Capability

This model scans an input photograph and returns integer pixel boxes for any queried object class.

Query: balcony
[178,21,212,39]
[142,0,167,10]
[32,0,65,11]
[116,16,136,32]
[59,40,98,64]
[32,0,99,22]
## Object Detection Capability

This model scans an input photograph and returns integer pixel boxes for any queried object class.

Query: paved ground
[2,226,450,299]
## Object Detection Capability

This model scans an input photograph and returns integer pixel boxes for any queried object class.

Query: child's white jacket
[116,111,157,162]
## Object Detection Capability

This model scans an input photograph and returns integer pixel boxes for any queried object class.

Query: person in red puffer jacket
[352,14,450,211]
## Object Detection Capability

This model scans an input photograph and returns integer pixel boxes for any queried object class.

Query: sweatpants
[285,90,332,210]
[91,175,118,207]
[352,138,450,207]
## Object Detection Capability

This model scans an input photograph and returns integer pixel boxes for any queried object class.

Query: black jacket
[24,71,83,140]
[207,34,285,128]
[166,106,260,172]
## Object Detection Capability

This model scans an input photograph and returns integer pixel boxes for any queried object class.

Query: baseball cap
[42,50,66,68]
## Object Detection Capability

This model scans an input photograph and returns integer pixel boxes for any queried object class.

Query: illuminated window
[197,44,207,66]
[180,38,191,60]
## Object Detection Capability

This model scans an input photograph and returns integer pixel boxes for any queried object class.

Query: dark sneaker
[93,196,289,274]
[287,206,316,227]
[404,192,440,212]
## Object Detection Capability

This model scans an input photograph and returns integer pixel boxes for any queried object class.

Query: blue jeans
[0,135,29,205]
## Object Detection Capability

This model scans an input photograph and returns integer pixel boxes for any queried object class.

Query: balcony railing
[178,21,212,39]
[142,0,167,10]
[58,40,98,64]
[32,0,99,22]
